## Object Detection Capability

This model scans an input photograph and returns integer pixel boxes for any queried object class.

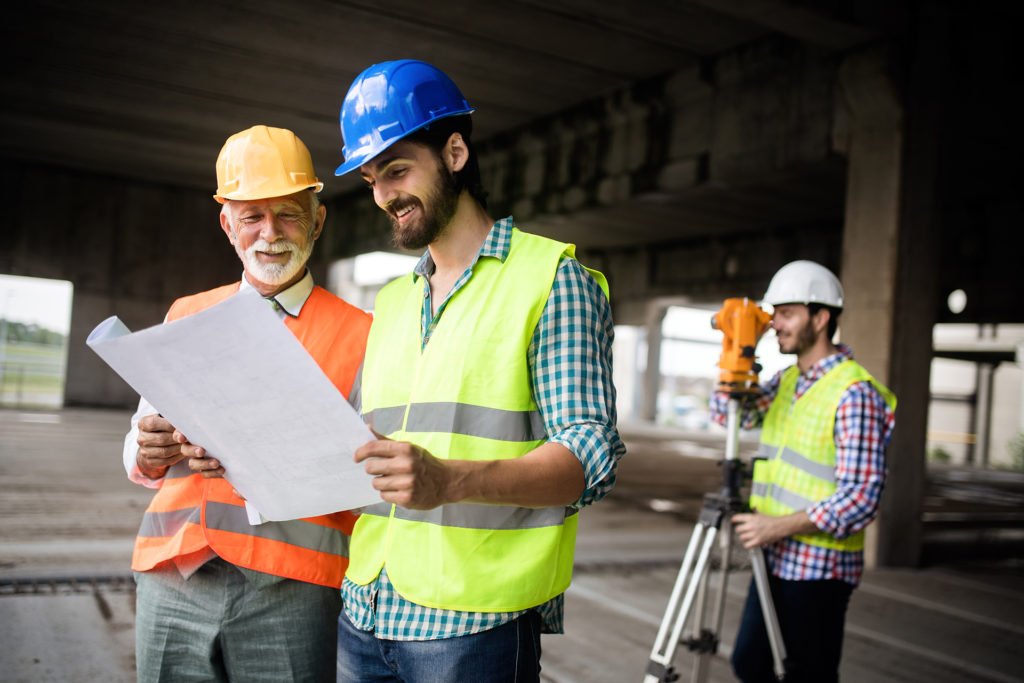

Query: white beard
[241,238,313,286]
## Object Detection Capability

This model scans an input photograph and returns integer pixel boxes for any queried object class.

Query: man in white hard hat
[331,59,625,681]
[711,260,896,683]
[122,125,371,681]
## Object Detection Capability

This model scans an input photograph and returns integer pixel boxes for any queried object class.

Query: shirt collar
[239,269,314,317]
[802,343,854,380]
[412,216,515,279]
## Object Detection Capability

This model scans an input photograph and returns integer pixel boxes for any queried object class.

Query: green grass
[0,342,66,405]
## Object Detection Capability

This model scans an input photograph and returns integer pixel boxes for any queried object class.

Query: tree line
[0,319,66,346]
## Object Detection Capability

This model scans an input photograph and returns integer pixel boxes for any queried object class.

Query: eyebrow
[362,153,411,180]
[236,201,304,216]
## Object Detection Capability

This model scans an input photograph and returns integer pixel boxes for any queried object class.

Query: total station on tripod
[642,297,788,683]
[711,298,772,397]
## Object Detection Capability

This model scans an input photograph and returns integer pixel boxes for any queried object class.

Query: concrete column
[836,47,907,570]
[836,19,946,567]
[639,304,666,422]
[975,363,995,468]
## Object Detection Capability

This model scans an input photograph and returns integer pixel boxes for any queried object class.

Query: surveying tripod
[643,298,788,683]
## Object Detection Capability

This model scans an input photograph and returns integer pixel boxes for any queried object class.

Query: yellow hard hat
[213,125,324,203]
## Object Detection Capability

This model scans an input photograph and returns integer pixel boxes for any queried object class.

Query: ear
[219,206,236,245]
[811,307,831,335]
[312,203,327,241]
[443,132,469,173]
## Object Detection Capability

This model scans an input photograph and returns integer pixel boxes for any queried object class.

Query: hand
[355,436,453,510]
[732,512,786,549]
[136,414,186,478]
[182,439,226,479]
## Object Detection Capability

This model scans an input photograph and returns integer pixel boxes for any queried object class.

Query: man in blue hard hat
[333,59,625,681]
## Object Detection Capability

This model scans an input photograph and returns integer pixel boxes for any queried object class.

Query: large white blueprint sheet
[87,289,379,521]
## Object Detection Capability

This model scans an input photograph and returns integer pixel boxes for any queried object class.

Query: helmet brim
[334,109,474,176]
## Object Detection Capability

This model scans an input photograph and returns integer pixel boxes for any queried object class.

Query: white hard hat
[762,260,844,308]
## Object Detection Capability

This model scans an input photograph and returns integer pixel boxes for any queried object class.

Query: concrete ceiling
[0,0,878,202]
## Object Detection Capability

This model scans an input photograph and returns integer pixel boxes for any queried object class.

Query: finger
[199,468,226,479]
[138,445,182,463]
[172,430,190,445]
[137,431,179,448]
[138,414,174,433]
[188,456,221,472]
[378,489,413,508]
[354,439,402,463]
[371,473,414,493]
[181,444,206,459]
[736,531,756,549]
[362,457,390,477]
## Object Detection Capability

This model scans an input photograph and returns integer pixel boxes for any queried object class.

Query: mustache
[245,239,299,256]
[385,196,420,217]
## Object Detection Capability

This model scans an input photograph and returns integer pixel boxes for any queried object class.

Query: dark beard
[390,163,461,250]
[793,319,818,354]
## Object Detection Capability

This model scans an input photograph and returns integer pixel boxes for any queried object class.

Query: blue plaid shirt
[710,345,895,585]
[342,217,625,639]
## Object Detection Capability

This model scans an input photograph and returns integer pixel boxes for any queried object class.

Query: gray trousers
[134,557,340,682]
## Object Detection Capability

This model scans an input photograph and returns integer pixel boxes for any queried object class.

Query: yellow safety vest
[349,227,609,612]
[752,359,896,552]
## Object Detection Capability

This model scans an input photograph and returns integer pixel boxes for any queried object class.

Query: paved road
[1,408,1022,682]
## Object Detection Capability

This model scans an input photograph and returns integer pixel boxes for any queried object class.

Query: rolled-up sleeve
[708,371,780,430]
[528,258,625,510]
[807,381,893,538]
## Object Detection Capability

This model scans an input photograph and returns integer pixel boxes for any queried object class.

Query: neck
[426,193,493,276]
[796,337,838,373]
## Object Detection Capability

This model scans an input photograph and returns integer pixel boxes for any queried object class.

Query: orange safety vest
[130,282,371,587]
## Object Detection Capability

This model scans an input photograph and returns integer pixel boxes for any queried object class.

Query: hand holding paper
[87,290,380,520]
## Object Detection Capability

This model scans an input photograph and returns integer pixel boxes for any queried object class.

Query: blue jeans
[336,610,542,683]
[731,576,853,683]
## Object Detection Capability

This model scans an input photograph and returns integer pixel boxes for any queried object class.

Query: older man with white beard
[122,125,371,682]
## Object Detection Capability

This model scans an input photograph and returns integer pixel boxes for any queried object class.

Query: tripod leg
[689,557,713,682]
[665,528,718,671]
[750,548,788,680]
[691,513,737,683]
[644,522,709,683]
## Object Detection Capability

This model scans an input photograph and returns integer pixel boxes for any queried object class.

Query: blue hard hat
[334,59,475,176]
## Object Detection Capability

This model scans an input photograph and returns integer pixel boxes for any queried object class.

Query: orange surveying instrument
[645,298,789,683]
[711,298,773,394]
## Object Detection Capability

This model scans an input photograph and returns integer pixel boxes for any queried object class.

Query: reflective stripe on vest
[138,503,351,556]
[750,481,816,512]
[359,500,570,530]
[138,507,201,537]
[364,402,547,443]
[755,444,837,484]
[352,227,609,612]
[163,461,192,479]
[754,360,895,552]
[131,283,370,587]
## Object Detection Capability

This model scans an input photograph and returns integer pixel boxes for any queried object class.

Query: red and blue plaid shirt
[711,345,895,585]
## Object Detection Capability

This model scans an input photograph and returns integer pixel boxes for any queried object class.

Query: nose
[258,214,283,242]
[373,181,394,210]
